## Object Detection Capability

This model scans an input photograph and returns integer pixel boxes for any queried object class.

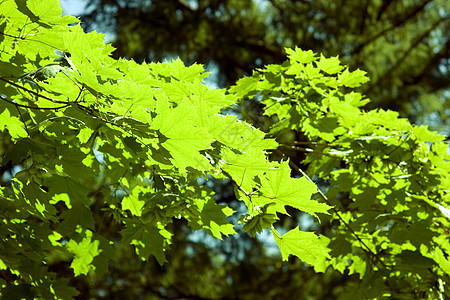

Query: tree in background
[80,0,450,134]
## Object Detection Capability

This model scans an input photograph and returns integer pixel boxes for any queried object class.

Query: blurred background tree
[56,0,449,298]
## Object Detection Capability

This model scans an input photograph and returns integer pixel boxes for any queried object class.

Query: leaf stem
[279,145,337,158]
[270,225,282,239]
[14,104,29,135]
[220,167,252,198]
[281,141,336,147]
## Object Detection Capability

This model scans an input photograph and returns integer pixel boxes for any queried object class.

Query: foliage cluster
[80,0,450,134]
[0,0,449,299]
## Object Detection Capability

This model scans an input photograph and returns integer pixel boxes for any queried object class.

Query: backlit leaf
[274,227,330,270]
[66,230,101,276]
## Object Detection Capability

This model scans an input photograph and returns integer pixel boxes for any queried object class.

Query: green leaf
[229,76,260,98]
[285,47,317,64]
[168,57,206,81]
[51,278,80,299]
[431,248,450,276]
[58,202,95,234]
[189,198,236,239]
[22,64,70,81]
[221,148,275,193]
[338,68,369,87]
[151,98,213,174]
[259,162,330,218]
[1,0,448,295]
[207,114,277,151]
[56,147,96,180]
[121,185,148,217]
[45,176,95,234]
[273,227,330,270]
[315,54,344,75]
[26,0,78,25]
[0,284,35,300]
[45,175,90,208]
[121,219,169,265]
[91,236,117,278]
[412,125,445,143]
[0,108,28,139]
[66,230,101,276]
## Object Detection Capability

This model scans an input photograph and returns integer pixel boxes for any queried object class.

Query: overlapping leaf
[66,230,101,276]
[274,227,330,270]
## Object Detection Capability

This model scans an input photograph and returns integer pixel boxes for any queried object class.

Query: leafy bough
[0,1,333,298]
[0,0,449,299]
[229,46,450,298]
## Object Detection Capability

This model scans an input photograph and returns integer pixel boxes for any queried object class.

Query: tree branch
[365,16,448,94]
[352,0,434,55]
[0,76,72,104]
[0,94,69,110]
[275,148,388,269]
[406,37,450,86]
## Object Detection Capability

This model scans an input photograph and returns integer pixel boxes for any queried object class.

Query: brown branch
[352,0,434,55]
[0,94,69,110]
[1,78,152,140]
[406,37,450,86]
[376,0,394,21]
[0,76,72,104]
[0,31,60,50]
[270,225,282,239]
[14,104,29,135]
[365,16,448,94]
[359,0,370,34]
[220,167,251,198]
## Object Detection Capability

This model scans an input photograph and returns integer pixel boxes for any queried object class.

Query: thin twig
[281,141,336,147]
[0,94,69,110]
[270,225,282,239]
[14,104,29,135]
[0,76,72,104]
[0,31,60,50]
[220,167,251,197]
[275,148,388,268]
[221,166,284,240]
[279,145,337,158]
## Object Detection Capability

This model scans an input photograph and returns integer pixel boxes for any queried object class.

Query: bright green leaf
[66,230,101,276]
[338,68,369,88]
[274,227,330,270]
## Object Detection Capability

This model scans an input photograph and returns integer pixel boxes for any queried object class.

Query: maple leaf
[21,64,70,81]
[189,197,236,239]
[258,162,330,218]
[273,227,330,271]
[338,68,369,87]
[285,47,317,64]
[121,185,148,217]
[0,109,28,139]
[121,219,169,265]
[66,230,101,276]
[221,148,275,194]
[315,54,344,75]
[151,97,213,175]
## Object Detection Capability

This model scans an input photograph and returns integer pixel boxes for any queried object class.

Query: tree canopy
[0,0,449,299]
[80,0,450,134]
